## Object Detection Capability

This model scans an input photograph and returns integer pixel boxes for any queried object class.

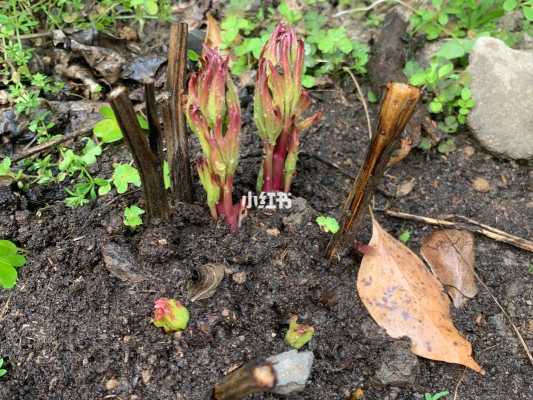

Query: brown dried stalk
[165,22,193,203]
[326,82,421,259]
[109,86,169,221]
[213,360,276,400]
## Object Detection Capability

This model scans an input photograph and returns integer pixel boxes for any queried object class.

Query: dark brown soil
[1,82,532,400]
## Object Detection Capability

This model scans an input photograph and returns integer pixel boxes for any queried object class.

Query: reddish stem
[262,143,275,192]
[271,126,290,192]
[221,177,238,232]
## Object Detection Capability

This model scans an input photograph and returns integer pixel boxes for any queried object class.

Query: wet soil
[0,82,532,400]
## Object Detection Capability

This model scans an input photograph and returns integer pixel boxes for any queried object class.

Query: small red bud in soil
[152,298,189,333]
[285,316,314,349]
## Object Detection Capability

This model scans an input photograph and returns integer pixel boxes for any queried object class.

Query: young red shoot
[186,47,243,231]
[254,23,321,193]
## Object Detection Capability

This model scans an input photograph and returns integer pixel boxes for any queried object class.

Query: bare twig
[11,126,92,162]
[11,99,154,163]
[165,22,193,203]
[378,209,533,253]
[109,86,169,222]
[326,82,421,259]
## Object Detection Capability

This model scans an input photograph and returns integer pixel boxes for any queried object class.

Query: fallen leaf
[357,217,484,374]
[396,177,416,197]
[472,177,490,193]
[420,229,478,308]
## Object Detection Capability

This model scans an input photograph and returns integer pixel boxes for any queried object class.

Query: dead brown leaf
[421,229,478,308]
[357,217,484,374]
[396,177,416,197]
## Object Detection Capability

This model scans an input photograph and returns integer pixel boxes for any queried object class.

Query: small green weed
[0,357,7,378]
[399,230,412,243]
[316,215,340,234]
[0,240,27,289]
[425,390,449,400]
[124,204,145,229]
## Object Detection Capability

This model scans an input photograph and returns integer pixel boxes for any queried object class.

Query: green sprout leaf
[425,391,449,400]
[398,230,412,243]
[123,205,145,229]
[163,160,171,190]
[316,215,340,234]
[0,357,6,378]
[0,240,27,289]
[112,164,141,194]
[437,138,457,155]
[367,90,378,103]
[94,106,123,143]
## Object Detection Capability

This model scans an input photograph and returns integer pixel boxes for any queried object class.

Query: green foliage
[367,90,378,104]
[112,163,141,194]
[0,357,7,378]
[404,39,475,135]
[93,106,148,143]
[425,391,449,400]
[502,1,533,24]
[437,138,457,155]
[399,230,412,243]
[316,215,340,234]
[123,204,144,229]
[0,240,27,289]
[410,0,506,40]
[218,0,369,84]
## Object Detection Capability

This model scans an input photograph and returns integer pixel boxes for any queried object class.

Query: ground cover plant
[1,1,533,399]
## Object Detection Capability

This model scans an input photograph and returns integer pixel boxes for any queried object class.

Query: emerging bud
[152,298,190,333]
[185,47,243,231]
[285,316,315,349]
[254,23,321,193]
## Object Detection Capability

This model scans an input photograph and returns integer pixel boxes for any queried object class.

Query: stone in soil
[101,242,145,283]
[375,341,419,386]
[267,350,314,395]
[467,37,533,160]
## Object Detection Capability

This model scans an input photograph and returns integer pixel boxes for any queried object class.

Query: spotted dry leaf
[421,229,478,308]
[357,218,484,374]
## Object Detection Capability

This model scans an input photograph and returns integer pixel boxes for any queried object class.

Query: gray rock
[282,197,314,228]
[375,342,419,386]
[101,242,145,283]
[267,350,314,395]
[467,37,533,160]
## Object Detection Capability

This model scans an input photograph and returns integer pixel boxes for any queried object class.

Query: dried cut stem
[213,360,276,400]
[326,82,421,259]
[109,86,169,222]
[165,22,193,203]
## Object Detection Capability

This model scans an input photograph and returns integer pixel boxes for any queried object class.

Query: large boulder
[467,37,533,160]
